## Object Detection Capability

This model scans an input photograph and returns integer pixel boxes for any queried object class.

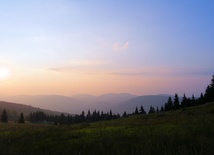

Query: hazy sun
[0,65,14,81]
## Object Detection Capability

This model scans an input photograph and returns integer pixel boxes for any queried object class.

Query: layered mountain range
[1,93,171,115]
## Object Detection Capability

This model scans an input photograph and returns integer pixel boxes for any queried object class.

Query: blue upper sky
[0,0,213,96]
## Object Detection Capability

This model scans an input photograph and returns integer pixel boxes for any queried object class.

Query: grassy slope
[0,103,214,155]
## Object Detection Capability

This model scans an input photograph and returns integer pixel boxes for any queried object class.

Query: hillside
[0,102,213,155]
[0,101,64,121]
[117,95,170,114]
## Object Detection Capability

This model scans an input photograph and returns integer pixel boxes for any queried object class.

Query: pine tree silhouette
[122,111,127,117]
[135,107,139,114]
[148,106,155,114]
[173,94,180,109]
[18,113,25,124]
[181,94,188,108]
[139,106,146,115]
[204,75,214,102]
[1,109,8,123]
[165,97,173,111]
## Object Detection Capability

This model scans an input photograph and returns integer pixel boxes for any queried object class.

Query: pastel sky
[0,0,213,97]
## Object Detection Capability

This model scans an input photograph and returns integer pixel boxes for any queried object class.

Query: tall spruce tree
[139,105,146,115]
[122,111,127,117]
[191,94,195,106]
[174,94,180,109]
[156,107,159,113]
[1,109,8,123]
[165,97,173,111]
[109,110,113,119]
[135,107,139,114]
[181,94,188,108]
[198,93,205,104]
[86,110,91,122]
[204,75,214,102]
[80,111,85,122]
[18,113,25,124]
[59,113,65,125]
[160,106,164,112]
[148,106,155,114]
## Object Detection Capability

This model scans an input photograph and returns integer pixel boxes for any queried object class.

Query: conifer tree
[109,110,113,119]
[135,107,139,114]
[160,106,164,112]
[59,113,65,125]
[191,94,195,106]
[101,111,104,120]
[97,111,101,121]
[198,93,205,104]
[173,94,180,109]
[80,111,85,122]
[204,75,214,102]
[86,110,91,122]
[156,107,159,113]
[165,97,173,111]
[122,111,127,117]
[1,109,8,123]
[92,110,97,121]
[18,113,25,124]
[181,94,188,108]
[148,106,155,114]
[205,85,211,100]
[139,105,146,115]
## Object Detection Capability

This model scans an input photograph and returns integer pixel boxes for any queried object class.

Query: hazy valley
[1,93,171,115]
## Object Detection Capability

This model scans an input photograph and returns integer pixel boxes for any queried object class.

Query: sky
[0,0,213,97]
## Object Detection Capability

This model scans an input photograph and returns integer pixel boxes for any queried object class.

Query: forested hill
[0,101,63,121]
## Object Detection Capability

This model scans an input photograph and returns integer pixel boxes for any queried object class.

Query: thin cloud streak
[112,42,129,51]
[47,60,107,74]
[48,65,213,77]
[48,67,74,72]
[110,72,146,76]
[109,67,214,77]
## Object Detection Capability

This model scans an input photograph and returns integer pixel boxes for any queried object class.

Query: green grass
[0,103,214,155]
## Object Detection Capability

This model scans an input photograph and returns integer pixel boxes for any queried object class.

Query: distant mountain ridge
[117,95,170,114]
[1,93,170,115]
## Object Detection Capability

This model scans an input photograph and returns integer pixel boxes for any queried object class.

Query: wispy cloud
[109,67,171,76]
[109,67,214,77]
[48,66,74,72]
[48,60,105,74]
[110,72,146,76]
[112,42,129,51]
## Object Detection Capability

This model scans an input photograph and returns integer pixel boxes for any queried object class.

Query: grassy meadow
[0,103,214,155]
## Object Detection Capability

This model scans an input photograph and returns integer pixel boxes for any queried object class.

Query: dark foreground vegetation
[0,102,214,155]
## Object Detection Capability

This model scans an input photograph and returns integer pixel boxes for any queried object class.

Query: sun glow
[0,65,14,81]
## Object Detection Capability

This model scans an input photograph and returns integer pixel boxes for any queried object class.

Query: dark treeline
[0,109,25,124]
[141,75,214,114]
[1,109,8,123]
[127,76,214,115]
[27,110,120,125]
[163,75,214,111]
